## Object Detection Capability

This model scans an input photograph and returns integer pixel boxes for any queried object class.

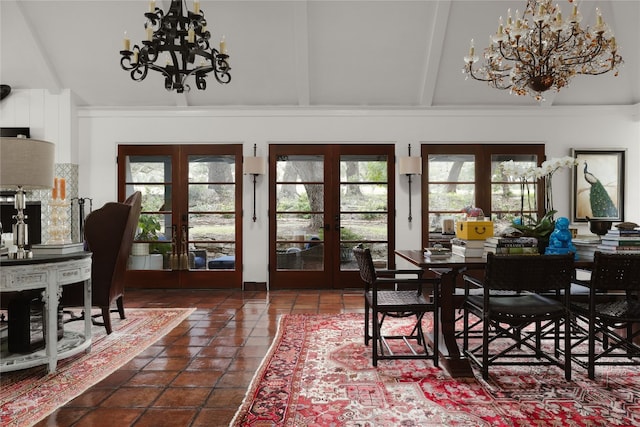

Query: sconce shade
[398,156,422,175]
[1,137,55,189]
[244,156,266,175]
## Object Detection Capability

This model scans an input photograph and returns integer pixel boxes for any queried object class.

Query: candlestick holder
[47,198,71,244]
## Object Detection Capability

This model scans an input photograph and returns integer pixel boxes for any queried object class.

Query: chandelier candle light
[463,0,622,100]
[120,0,230,93]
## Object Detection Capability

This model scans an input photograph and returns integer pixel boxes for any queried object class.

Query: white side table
[0,252,92,373]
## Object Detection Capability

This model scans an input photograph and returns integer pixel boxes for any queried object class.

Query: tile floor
[34,289,364,427]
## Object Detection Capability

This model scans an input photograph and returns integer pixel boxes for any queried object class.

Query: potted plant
[510,210,557,253]
[131,215,161,256]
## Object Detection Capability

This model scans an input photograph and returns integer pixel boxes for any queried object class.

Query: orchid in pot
[511,210,557,240]
[500,156,577,222]
[499,156,577,244]
[538,156,579,215]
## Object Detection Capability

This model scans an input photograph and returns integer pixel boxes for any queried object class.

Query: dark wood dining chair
[462,253,574,380]
[570,252,640,379]
[353,246,440,367]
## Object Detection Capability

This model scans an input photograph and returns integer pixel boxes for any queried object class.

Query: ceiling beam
[293,1,310,106]
[418,0,451,107]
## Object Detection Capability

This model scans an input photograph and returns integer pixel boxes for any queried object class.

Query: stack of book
[484,236,539,256]
[31,242,85,255]
[596,229,640,254]
[572,236,600,261]
[450,237,485,258]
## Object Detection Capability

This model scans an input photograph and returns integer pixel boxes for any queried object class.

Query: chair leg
[372,308,379,366]
[116,296,126,320]
[564,312,571,381]
[101,306,113,335]
[433,308,439,368]
[535,321,542,358]
[588,317,596,380]
[364,301,370,346]
[463,305,469,352]
[482,314,489,380]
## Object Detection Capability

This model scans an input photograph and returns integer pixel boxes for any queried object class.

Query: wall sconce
[398,144,422,223]
[244,144,266,222]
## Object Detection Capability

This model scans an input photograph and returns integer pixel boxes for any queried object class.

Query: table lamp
[0,137,55,259]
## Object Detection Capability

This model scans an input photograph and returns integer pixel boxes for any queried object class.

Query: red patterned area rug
[0,307,194,427]
[231,313,640,427]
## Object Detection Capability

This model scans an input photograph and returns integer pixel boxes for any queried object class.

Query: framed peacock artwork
[571,149,625,223]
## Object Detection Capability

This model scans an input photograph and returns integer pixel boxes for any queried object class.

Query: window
[421,144,545,246]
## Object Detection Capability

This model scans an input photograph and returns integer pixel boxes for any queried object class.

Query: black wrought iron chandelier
[463,0,622,101]
[120,0,230,93]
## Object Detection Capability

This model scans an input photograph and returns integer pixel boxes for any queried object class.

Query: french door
[118,144,242,289]
[269,144,395,289]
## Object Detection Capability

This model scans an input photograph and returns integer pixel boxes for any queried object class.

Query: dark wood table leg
[433,268,474,377]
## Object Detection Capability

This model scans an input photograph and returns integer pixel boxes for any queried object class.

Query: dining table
[395,249,486,377]
[395,249,594,378]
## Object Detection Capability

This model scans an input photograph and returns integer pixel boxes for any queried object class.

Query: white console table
[0,252,92,373]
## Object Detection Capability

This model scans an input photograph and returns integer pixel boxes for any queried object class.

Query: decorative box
[456,220,494,240]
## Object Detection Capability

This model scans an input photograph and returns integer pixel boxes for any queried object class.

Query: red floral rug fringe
[232,313,640,427]
[0,307,195,427]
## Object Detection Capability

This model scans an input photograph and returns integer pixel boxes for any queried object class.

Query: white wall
[3,90,639,283]
[0,89,76,163]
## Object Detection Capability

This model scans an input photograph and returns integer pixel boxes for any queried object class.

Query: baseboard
[243,281,267,291]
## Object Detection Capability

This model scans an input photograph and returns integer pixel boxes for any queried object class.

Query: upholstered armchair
[62,192,142,334]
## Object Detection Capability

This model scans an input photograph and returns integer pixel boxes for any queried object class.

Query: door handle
[169,224,179,270]
[180,224,189,270]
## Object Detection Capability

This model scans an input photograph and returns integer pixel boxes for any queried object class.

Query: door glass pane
[126,156,172,183]
[276,155,324,182]
[187,155,236,271]
[428,154,475,181]
[125,155,173,271]
[426,154,475,233]
[340,154,388,270]
[275,155,324,271]
[202,243,235,270]
[188,184,235,211]
[427,184,476,210]
[276,184,324,212]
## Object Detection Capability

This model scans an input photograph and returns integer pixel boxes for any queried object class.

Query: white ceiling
[1,0,638,109]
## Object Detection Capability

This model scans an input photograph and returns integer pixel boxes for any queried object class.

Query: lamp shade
[244,156,266,175]
[1,137,55,189]
[398,156,422,175]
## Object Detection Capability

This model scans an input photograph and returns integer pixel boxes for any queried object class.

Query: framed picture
[571,149,625,222]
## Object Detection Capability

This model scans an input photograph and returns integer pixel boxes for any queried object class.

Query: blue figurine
[545,216,578,258]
